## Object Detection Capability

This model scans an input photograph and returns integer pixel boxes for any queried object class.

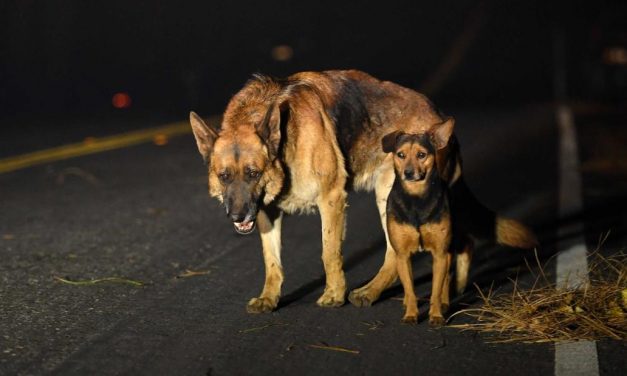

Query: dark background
[2,0,625,122]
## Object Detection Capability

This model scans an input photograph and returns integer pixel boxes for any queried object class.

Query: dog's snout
[230,212,247,223]
[403,169,415,180]
[403,168,426,181]
[229,202,250,223]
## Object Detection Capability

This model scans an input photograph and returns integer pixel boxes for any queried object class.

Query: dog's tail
[495,217,538,249]
[450,177,538,250]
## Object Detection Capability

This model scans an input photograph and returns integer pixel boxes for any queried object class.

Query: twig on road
[54,276,144,287]
[238,322,288,334]
[360,320,385,330]
[308,343,360,355]
[176,269,211,279]
[55,167,101,186]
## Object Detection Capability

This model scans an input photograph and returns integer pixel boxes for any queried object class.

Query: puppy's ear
[431,117,455,150]
[189,111,219,164]
[381,131,402,153]
[256,103,282,160]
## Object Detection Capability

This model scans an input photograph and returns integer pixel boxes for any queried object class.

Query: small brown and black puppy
[382,118,465,326]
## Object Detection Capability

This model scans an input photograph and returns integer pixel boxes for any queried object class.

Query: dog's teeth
[234,220,255,233]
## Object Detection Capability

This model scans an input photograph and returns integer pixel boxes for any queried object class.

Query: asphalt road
[1,103,625,375]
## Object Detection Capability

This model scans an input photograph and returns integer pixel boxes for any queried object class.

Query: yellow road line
[0,116,219,174]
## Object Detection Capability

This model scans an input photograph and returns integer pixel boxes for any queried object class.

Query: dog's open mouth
[403,176,427,184]
[233,220,256,235]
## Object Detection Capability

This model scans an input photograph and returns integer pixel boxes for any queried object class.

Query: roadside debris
[54,276,144,287]
[308,342,360,355]
[238,322,288,334]
[449,252,626,343]
[55,167,101,186]
[175,269,210,279]
[360,320,385,331]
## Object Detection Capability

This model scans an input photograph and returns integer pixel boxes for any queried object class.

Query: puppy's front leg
[429,250,449,326]
[388,219,420,324]
[316,189,347,307]
[397,251,418,324]
[247,208,283,313]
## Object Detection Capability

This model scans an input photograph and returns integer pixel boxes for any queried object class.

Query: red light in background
[112,92,132,109]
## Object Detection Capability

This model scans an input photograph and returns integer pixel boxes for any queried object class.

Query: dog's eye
[248,170,260,179]
[396,151,406,159]
[218,172,231,182]
[417,152,426,159]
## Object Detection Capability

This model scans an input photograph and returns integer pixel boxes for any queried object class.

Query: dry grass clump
[449,252,627,343]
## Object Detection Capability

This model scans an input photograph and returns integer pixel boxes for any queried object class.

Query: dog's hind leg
[247,208,284,313]
[316,188,348,307]
[455,238,473,294]
[348,165,397,307]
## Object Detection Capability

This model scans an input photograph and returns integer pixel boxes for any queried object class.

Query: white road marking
[554,105,599,376]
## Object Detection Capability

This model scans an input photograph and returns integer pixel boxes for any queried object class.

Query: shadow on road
[278,238,387,308]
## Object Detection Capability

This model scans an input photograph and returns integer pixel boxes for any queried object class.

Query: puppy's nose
[403,169,415,180]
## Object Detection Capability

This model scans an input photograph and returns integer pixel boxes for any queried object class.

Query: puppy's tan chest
[388,215,451,255]
[418,219,451,253]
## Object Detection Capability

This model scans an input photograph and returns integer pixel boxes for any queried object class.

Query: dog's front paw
[316,290,345,308]
[348,289,375,307]
[246,297,277,313]
[401,314,418,324]
[429,315,445,327]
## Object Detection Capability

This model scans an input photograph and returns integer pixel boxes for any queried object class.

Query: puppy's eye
[396,151,406,159]
[248,170,260,179]
[417,152,427,159]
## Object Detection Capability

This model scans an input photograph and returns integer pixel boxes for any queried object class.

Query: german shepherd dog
[189,70,536,314]
[381,121,462,326]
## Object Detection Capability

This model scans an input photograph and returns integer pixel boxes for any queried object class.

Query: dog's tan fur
[191,76,349,311]
[190,70,536,313]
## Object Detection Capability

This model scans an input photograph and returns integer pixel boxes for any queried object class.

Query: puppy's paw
[429,315,445,327]
[316,290,345,308]
[401,314,418,325]
[246,297,277,313]
[348,289,375,307]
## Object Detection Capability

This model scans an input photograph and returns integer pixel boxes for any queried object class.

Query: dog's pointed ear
[256,103,282,160]
[189,111,219,164]
[381,131,402,153]
[431,117,455,150]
